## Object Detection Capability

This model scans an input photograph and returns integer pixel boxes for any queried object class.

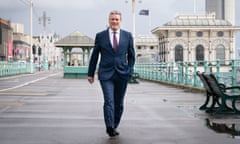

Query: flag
[139,9,149,16]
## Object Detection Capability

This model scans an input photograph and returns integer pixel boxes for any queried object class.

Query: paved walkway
[0,71,239,144]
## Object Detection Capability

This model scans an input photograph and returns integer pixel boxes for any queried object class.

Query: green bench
[128,72,140,84]
[200,72,240,114]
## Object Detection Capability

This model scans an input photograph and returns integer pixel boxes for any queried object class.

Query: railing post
[216,59,220,81]
[147,63,149,79]
[166,62,169,81]
[160,62,163,81]
[151,63,154,80]
[155,63,158,81]
[193,61,198,86]
[153,63,156,80]
[137,63,141,77]
[177,62,181,83]
[204,60,208,72]
[231,59,236,86]
[144,63,147,79]
[170,62,174,82]
[184,62,188,85]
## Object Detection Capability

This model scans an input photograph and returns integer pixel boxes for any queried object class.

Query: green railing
[0,60,64,77]
[134,59,240,89]
[2,59,240,90]
[0,61,32,77]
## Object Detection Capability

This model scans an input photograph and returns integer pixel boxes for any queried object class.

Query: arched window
[216,44,225,65]
[196,45,204,65]
[175,45,183,62]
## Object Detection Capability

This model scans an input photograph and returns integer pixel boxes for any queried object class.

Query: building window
[196,45,204,65]
[175,45,183,62]
[137,46,141,50]
[196,31,203,37]
[216,44,225,65]
[176,31,182,37]
[137,53,142,57]
[217,31,224,37]
[150,46,154,50]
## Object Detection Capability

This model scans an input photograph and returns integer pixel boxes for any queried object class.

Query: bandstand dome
[54,31,94,47]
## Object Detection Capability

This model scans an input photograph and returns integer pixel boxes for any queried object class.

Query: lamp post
[125,0,143,48]
[39,11,51,70]
[125,0,142,39]
[29,0,33,73]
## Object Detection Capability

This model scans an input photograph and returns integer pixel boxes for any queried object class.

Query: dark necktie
[113,32,118,52]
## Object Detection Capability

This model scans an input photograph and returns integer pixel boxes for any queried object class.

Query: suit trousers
[100,73,128,128]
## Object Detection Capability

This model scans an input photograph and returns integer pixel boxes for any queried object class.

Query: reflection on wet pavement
[205,118,240,139]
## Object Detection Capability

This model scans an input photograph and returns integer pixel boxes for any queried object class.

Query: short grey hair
[109,10,122,20]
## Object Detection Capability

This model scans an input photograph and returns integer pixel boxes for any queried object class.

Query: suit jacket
[88,28,135,80]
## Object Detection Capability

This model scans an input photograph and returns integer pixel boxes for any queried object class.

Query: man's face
[109,14,121,31]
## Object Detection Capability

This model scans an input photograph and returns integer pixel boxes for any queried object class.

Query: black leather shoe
[106,127,118,137]
[114,129,119,135]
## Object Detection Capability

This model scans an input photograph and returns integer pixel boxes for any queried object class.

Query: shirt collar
[110,29,120,34]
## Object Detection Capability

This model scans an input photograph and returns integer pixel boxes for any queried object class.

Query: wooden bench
[201,72,240,114]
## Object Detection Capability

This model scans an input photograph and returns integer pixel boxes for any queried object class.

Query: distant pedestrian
[48,62,51,70]
[87,10,135,137]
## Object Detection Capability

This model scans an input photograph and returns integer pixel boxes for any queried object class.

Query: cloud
[0,0,98,11]
[0,0,26,10]
[34,0,96,10]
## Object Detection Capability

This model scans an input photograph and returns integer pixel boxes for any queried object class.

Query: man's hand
[88,77,94,84]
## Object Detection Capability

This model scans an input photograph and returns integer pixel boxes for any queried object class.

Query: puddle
[205,118,240,139]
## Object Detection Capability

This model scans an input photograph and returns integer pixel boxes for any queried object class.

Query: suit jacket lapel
[106,29,114,52]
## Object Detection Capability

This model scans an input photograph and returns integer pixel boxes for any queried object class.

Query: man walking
[87,10,135,137]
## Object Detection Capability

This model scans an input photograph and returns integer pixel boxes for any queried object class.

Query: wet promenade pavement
[0,71,239,144]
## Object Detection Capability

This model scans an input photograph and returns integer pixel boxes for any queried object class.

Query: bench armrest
[225,86,240,90]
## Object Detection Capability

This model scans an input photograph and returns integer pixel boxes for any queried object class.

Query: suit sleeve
[127,32,135,75]
[88,33,100,77]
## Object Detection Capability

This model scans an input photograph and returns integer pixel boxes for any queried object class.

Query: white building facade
[135,35,159,63]
[33,32,63,69]
[151,13,240,64]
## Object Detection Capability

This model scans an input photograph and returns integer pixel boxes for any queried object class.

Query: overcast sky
[0,0,239,41]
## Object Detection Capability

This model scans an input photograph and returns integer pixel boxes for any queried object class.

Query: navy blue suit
[88,28,135,128]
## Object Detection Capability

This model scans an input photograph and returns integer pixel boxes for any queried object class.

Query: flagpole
[148,10,151,34]
[126,0,142,47]
[132,0,136,40]
[194,0,196,13]
[29,0,33,73]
